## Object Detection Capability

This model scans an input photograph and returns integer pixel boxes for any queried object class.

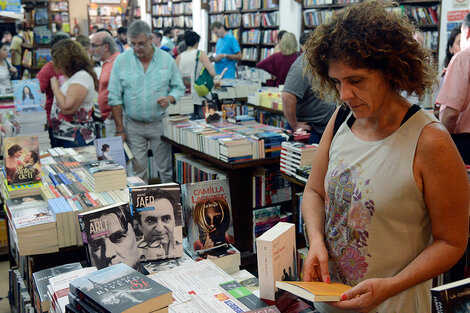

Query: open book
[275,281,351,302]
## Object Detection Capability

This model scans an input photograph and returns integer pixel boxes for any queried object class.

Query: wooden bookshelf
[48,0,71,35]
[87,2,125,35]
[151,0,193,34]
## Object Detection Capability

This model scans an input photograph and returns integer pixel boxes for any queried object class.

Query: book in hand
[129,183,183,261]
[94,136,126,169]
[431,277,470,313]
[78,202,142,272]
[69,263,172,313]
[275,281,352,302]
[3,135,42,185]
[181,178,235,254]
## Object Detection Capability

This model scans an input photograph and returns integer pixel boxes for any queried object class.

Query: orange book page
[286,282,352,296]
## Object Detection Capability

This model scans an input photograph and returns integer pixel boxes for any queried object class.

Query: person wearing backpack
[176,31,216,120]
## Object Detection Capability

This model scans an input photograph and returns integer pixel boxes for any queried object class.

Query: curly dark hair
[51,39,98,90]
[304,0,437,104]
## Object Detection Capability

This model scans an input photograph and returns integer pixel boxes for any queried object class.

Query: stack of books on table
[167,95,194,116]
[212,79,262,99]
[4,195,59,255]
[280,141,318,183]
[79,160,127,193]
[67,263,173,313]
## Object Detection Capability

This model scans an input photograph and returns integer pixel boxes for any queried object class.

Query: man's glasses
[90,43,105,48]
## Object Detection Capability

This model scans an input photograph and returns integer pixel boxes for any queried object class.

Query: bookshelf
[48,0,71,35]
[151,0,193,35]
[301,0,440,53]
[87,3,124,34]
[208,0,279,65]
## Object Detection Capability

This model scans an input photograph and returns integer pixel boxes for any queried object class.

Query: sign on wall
[0,0,21,13]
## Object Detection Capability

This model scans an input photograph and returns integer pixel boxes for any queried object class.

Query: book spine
[431,289,445,313]
[77,215,92,267]
[69,284,110,313]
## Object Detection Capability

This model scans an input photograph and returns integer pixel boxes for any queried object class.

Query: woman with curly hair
[50,39,98,147]
[301,1,469,312]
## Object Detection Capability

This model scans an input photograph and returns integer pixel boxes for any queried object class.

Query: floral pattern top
[316,109,437,313]
[50,70,97,143]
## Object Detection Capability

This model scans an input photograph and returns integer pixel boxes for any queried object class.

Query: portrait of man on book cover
[134,187,183,261]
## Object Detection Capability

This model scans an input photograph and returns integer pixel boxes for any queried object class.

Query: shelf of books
[87,3,124,33]
[48,0,71,35]
[151,0,193,35]
[208,0,279,64]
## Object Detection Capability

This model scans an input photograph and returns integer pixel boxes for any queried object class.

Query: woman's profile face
[450,33,461,56]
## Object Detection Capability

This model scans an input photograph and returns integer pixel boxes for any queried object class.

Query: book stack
[167,95,194,116]
[68,263,173,313]
[280,141,318,183]
[251,131,286,158]
[81,160,127,193]
[32,262,83,313]
[219,136,255,163]
[9,267,34,313]
[5,195,58,255]
[47,267,98,313]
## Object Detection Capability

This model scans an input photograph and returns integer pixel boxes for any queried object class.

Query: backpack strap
[194,50,200,80]
[333,105,351,137]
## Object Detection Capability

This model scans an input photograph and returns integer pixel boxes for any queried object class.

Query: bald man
[90,31,120,137]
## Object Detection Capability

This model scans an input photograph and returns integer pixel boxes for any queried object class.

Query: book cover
[275,281,351,302]
[78,202,142,272]
[12,79,45,112]
[129,183,183,261]
[69,263,172,313]
[34,7,49,25]
[431,277,470,313]
[3,136,42,186]
[83,160,125,175]
[256,222,297,302]
[94,136,126,169]
[181,178,235,254]
[203,102,222,124]
[32,262,83,313]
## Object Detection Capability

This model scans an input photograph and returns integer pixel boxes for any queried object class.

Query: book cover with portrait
[93,136,126,169]
[181,178,235,254]
[3,135,41,186]
[77,202,143,272]
[128,183,183,261]
[11,79,45,112]
[69,263,172,313]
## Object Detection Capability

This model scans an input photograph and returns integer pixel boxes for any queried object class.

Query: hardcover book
[181,178,235,254]
[32,262,83,312]
[94,136,126,169]
[129,183,183,261]
[431,277,470,313]
[69,263,172,313]
[256,222,297,302]
[12,79,45,112]
[275,281,351,302]
[3,136,42,185]
[78,202,142,272]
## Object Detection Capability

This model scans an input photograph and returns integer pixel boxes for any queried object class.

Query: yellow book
[275,281,352,302]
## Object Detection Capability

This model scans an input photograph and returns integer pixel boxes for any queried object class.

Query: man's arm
[111,105,125,141]
[225,51,241,61]
[107,56,125,140]
[281,91,298,129]
[440,106,460,133]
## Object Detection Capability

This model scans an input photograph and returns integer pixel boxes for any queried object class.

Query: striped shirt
[108,45,185,123]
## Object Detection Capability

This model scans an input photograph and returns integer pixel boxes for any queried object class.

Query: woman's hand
[302,239,330,283]
[9,66,17,75]
[50,77,60,93]
[331,278,393,313]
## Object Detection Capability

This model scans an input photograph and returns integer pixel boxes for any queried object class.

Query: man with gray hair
[91,31,120,137]
[108,20,184,183]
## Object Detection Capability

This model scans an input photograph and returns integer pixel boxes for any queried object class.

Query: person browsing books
[281,32,335,144]
[210,22,241,79]
[91,31,120,137]
[86,205,141,271]
[0,42,16,93]
[176,30,216,120]
[301,2,469,313]
[256,32,299,87]
[108,20,185,183]
[135,189,182,260]
[50,39,99,147]
[435,13,470,164]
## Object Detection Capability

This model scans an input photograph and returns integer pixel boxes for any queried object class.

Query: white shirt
[0,60,12,93]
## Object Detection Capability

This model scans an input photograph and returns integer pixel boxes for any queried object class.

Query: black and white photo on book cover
[129,183,183,261]
[78,203,142,272]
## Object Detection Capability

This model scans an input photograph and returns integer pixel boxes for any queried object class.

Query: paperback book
[129,183,183,261]
[12,79,45,112]
[78,202,142,272]
[3,136,41,185]
[69,263,172,313]
[431,277,470,313]
[181,178,235,254]
[275,281,352,302]
[94,136,126,169]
